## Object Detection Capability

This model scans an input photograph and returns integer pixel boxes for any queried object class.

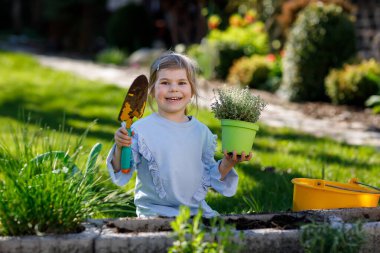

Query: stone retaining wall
[1,207,380,253]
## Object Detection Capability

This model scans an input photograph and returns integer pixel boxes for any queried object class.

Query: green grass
[0,50,379,219]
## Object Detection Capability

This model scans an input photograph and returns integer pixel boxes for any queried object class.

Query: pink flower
[266,54,276,62]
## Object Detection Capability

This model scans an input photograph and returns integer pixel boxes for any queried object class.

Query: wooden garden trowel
[118,74,149,173]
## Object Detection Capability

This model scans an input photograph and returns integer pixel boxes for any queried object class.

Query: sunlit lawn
[1,50,379,216]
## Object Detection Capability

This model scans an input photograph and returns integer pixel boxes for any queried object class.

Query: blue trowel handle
[120,128,132,174]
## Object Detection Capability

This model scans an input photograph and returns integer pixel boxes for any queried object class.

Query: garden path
[36,54,380,150]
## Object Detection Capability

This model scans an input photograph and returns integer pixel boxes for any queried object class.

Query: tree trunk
[11,0,22,34]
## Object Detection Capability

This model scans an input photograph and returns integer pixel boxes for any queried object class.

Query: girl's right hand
[114,127,134,149]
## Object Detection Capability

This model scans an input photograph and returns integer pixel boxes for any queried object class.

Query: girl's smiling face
[153,68,193,122]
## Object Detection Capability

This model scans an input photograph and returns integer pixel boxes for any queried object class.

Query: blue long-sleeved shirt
[106,113,239,218]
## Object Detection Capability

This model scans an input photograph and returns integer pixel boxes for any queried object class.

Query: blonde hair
[148,51,199,114]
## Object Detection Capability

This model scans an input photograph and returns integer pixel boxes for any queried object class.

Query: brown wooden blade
[118,75,149,125]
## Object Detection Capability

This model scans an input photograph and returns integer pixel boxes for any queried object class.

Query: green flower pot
[221,119,259,154]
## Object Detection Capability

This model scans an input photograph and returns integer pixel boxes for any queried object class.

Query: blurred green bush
[187,42,219,80]
[281,2,356,101]
[325,59,380,106]
[95,48,126,65]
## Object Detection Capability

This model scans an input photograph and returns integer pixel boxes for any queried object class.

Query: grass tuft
[0,120,134,236]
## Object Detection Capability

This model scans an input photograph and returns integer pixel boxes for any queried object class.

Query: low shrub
[227,54,282,92]
[228,55,271,89]
[325,59,380,105]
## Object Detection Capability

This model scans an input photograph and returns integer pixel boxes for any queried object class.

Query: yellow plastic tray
[292,178,380,211]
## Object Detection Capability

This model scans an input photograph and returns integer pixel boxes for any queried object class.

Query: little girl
[107,51,252,218]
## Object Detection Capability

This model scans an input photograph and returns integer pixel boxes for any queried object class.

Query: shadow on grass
[254,125,380,171]
[258,124,329,144]
[292,149,380,171]
[0,99,118,141]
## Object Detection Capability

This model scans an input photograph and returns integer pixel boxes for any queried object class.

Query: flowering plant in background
[198,8,269,80]
[266,53,283,92]
[265,53,283,74]
[266,53,276,63]
[244,9,257,25]
[229,14,244,27]
[208,14,221,30]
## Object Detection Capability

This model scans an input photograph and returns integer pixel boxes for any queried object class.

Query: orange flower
[229,14,243,27]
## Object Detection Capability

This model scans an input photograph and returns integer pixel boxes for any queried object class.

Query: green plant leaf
[365,95,380,107]
[84,142,103,183]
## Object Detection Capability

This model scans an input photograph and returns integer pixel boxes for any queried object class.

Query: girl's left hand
[223,150,253,166]
[219,150,253,180]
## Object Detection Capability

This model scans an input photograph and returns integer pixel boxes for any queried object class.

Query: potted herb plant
[211,86,266,154]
